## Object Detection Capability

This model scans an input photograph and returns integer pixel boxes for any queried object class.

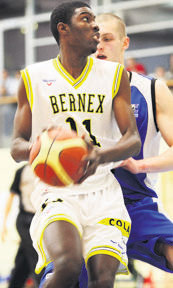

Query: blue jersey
[113,72,161,201]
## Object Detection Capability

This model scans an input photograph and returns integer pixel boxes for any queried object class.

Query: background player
[1,164,43,288]
[10,2,141,288]
[95,13,173,272]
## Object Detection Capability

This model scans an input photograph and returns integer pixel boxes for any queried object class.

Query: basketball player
[1,165,43,288]
[11,1,140,288]
[11,2,141,288]
[95,13,173,273]
[38,12,173,288]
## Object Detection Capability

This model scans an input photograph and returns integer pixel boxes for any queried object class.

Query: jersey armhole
[151,78,159,132]
[128,71,132,83]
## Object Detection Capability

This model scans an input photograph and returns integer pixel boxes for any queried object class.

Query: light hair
[96,13,126,39]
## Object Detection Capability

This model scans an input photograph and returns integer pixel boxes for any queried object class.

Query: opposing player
[95,13,173,272]
[11,2,141,288]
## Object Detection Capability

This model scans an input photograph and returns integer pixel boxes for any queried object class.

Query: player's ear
[123,36,130,51]
[57,22,69,35]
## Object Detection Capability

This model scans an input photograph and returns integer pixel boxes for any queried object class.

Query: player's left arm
[90,69,141,164]
[79,69,141,182]
[110,69,141,161]
[121,79,173,173]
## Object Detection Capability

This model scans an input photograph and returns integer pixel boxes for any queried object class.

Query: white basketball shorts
[30,173,131,275]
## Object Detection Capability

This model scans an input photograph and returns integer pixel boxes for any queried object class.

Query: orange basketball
[29,126,89,186]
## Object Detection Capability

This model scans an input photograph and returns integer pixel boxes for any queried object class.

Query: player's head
[95,13,129,64]
[50,1,100,55]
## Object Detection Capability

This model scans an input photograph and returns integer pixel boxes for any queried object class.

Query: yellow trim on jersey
[98,218,131,238]
[20,70,29,102]
[52,56,93,89]
[35,214,82,274]
[20,68,34,110]
[85,245,129,275]
[112,64,124,100]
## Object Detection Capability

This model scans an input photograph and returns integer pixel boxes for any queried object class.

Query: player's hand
[78,146,101,184]
[119,157,142,174]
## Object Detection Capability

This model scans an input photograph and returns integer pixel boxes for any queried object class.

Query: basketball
[29,126,89,187]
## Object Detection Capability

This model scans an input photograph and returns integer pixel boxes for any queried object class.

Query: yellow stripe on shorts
[35,214,82,274]
[85,245,129,275]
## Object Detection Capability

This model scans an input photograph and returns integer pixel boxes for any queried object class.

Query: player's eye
[103,37,111,42]
[83,16,89,22]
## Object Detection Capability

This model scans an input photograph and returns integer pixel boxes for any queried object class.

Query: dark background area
[0,0,173,74]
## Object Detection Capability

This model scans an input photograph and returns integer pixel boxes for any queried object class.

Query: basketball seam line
[44,131,60,179]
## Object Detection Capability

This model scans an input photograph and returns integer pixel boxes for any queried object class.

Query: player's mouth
[96,54,107,60]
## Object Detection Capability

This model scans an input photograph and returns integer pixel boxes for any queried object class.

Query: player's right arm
[11,77,32,162]
[120,79,173,173]
[142,79,173,172]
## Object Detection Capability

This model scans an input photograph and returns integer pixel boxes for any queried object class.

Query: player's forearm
[100,131,141,164]
[11,137,32,162]
[136,147,173,173]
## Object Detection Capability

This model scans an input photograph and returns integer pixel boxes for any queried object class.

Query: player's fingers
[77,158,98,184]
[78,169,92,184]
[82,138,93,152]
[118,160,126,167]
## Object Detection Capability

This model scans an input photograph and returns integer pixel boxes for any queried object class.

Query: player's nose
[96,41,103,51]
[92,21,99,33]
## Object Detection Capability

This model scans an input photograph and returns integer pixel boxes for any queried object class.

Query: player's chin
[89,43,98,54]
[87,40,98,54]
[83,46,97,57]
[91,47,97,54]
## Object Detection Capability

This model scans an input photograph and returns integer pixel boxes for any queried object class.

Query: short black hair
[50,1,90,45]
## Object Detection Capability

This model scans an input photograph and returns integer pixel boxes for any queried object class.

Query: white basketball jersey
[114,72,161,200]
[21,56,124,202]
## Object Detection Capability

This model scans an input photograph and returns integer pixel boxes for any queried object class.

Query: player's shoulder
[131,71,155,82]
[130,71,156,89]
[155,78,172,102]
[24,58,54,73]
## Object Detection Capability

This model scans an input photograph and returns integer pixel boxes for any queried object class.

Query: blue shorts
[39,196,173,288]
[126,197,173,273]
[39,262,54,288]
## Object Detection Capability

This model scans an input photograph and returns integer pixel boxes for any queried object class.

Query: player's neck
[122,55,130,80]
[59,51,88,79]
